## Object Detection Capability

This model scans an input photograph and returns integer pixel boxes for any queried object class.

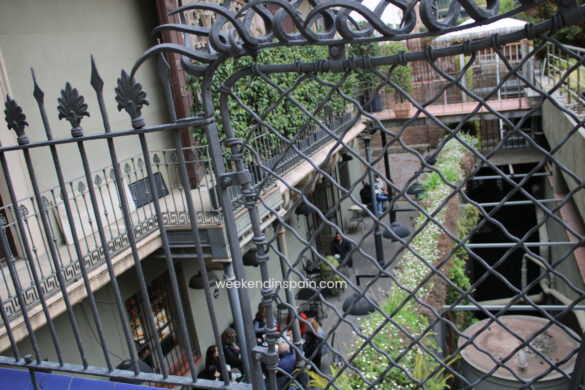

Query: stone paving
[315,152,424,375]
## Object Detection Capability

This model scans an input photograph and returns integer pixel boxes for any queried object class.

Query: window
[125,270,199,376]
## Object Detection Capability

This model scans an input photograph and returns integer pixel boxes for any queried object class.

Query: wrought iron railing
[0,112,353,324]
[540,41,585,115]
[1,0,585,389]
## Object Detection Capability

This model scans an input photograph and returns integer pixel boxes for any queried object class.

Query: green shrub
[330,136,479,389]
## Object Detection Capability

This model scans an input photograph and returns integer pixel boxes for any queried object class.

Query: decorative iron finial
[57,82,90,138]
[115,70,149,129]
[4,95,29,145]
[94,174,102,186]
[19,204,29,218]
[90,55,104,93]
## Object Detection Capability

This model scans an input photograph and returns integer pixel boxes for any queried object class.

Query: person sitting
[254,302,267,341]
[303,319,324,369]
[360,181,388,216]
[221,328,242,372]
[199,345,221,380]
[275,337,296,389]
[286,310,308,337]
[330,232,353,268]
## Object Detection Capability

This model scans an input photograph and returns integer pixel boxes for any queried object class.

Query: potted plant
[380,42,413,117]
[349,38,384,113]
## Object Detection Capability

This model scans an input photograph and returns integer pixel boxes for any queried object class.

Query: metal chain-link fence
[1,0,585,389]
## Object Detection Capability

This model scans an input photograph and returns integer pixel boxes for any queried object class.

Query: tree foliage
[347,40,413,96]
[501,0,585,47]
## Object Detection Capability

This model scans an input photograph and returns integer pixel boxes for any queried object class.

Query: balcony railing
[0,111,353,323]
[540,41,585,116]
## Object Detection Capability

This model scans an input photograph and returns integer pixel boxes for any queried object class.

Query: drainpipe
[525,253,585,332]
[274,224,303,368]
[477,293,545,306]
[222,263,252,378]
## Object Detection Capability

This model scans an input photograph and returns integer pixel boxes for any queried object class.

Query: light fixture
[341,154,353,162]
[243,248,259,267]
[188,270,219,289]
[342,293,376,316]
[382,222,411,241]
[407,182,425,196]
[116,360,153,373]
[294,201,315,216]
[114,359,154,384]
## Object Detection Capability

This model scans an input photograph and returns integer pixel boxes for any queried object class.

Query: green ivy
[447,203,480,330]
[348,40,413,97]
[185,45,355,150]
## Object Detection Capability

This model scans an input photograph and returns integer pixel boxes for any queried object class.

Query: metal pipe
[379,127,395,224]
[476,294,544,306]
[521,254,528,293]
[470,172,551,180]
[478,199,560,207]
[525,254,585,332]
[362,136,384,263]
[355,273,393,286]
[465,242,574,248]
[445,305,585,311]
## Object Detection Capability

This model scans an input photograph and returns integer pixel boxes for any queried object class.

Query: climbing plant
[185,45,355,149]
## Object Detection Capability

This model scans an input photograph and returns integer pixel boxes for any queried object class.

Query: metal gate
[2,0,585,388]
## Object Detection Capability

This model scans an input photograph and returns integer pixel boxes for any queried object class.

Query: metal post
[155,54,232,384]
[199,73,264,388]
[379,128,396,224]
[222,262,252,379]
[362,136,384,263]
[275,224,302,361]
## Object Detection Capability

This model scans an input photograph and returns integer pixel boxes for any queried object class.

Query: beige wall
[541,100,585,308]
[0,48,34,221]
[542,100,585,219]
[0,0,175,196]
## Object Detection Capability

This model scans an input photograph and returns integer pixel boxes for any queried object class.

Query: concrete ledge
[0,231,162,352]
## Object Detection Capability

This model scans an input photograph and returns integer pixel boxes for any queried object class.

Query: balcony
[0,109,354,348]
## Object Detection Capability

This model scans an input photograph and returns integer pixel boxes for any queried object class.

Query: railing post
[192,67,263,387]
[156,53,232,385]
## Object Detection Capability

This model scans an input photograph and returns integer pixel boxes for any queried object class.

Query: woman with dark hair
[221,328,242,371]
[199,345,220,380]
